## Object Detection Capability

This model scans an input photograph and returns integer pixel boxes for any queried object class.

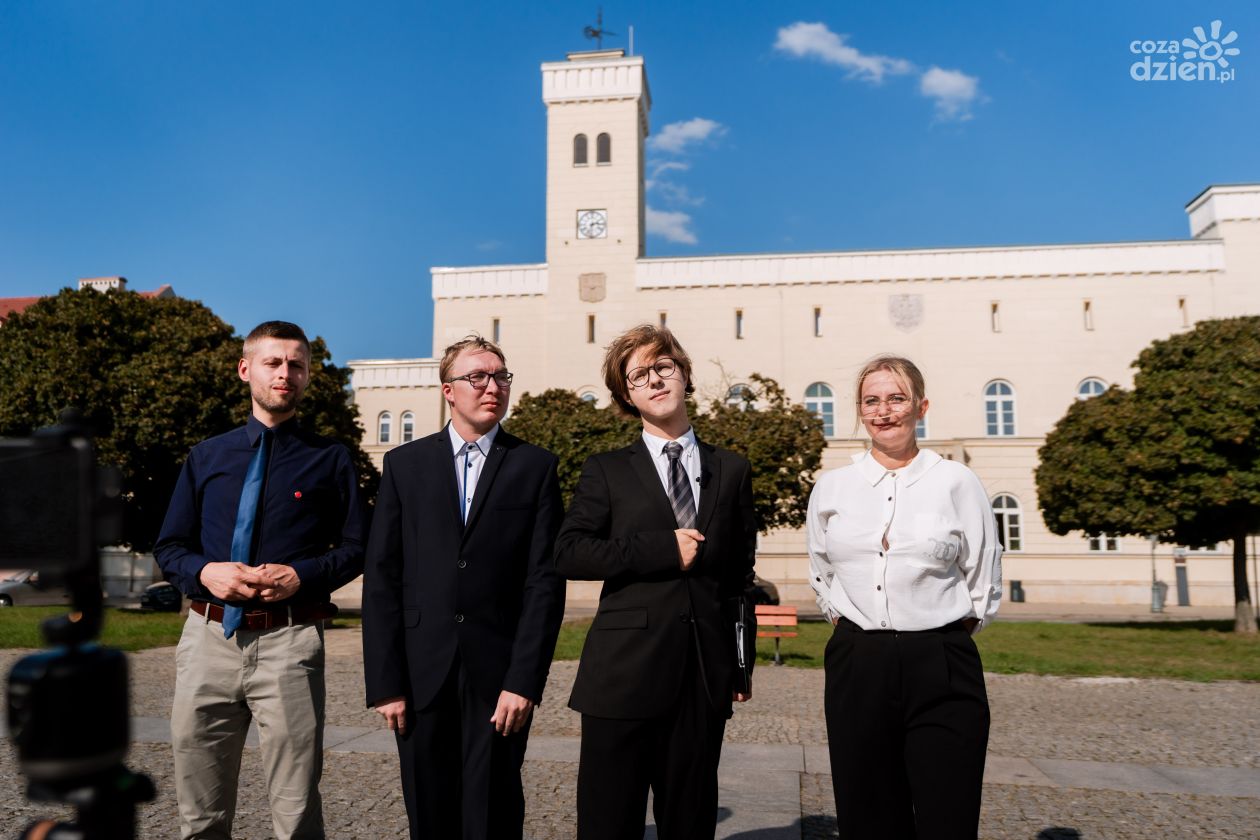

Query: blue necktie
[223,427,273,639]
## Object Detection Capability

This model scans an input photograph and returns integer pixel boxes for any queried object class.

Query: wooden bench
[755,604,798,666]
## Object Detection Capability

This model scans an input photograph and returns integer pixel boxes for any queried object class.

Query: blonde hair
[854,355,926,421]
[439,335,506,382]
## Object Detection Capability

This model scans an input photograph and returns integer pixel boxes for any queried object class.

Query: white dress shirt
[448,422,500,522]
[640,427,701,514]
[807,448,1002,632]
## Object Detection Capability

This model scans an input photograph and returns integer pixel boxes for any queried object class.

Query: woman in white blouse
[807,355,1001,840]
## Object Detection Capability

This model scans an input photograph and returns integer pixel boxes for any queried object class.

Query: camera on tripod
[1,409,154,840]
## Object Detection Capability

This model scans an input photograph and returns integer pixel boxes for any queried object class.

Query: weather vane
[583,7,616,49]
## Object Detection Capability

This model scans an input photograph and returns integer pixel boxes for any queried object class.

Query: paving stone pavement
[1,623,1258,838]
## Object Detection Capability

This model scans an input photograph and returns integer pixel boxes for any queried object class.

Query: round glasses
[859,395,913,415]
[626,357,679,389]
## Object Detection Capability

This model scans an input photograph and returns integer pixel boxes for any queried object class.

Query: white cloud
[649,180,705,207]
[646,207,697,245]
[648,118,727,154]
[919,66,981,121]
[650,160,691,178]
[773,22,913,83]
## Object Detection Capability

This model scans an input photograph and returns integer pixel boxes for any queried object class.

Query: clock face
[577,209,607,239]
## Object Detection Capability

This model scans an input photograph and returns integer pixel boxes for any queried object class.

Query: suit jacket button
[457,560,467,569]
[454,614,464,623]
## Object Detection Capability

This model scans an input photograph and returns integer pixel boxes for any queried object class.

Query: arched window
[377,412,392,445]
[984,380,1016,436]
[991,494,1022,551]
[573,134,588,166]
[726,384,754,410]
[401,411,415,443]
[579,391,598,404]
[596,132,611,164]
[804,382,834,437]
[1077,377,1107,400]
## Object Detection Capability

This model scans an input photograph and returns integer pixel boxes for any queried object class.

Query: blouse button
[880,621,887,627]
[876,585,882,591]
[878,551,884,557]
[887,496,892,501]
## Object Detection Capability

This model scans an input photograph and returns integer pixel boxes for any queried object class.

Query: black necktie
[664,441,696,530]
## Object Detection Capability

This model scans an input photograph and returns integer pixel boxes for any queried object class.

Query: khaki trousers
[171,610,326,840]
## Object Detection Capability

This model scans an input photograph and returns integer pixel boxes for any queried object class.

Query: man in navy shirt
[155,320,367,840]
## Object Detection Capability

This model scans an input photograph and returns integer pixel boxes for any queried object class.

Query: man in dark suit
[362,335,566,840]
[555,324,759,840]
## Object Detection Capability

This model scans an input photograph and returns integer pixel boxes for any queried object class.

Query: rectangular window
[1083,300,1094,331]
[1178,296,1189,327]
[659,311,667,328]
[587,314,595,344]
[492,317,501,344]
[1088,534,1119,552]
[915,416,928,440]
[813,307,822,337]
[990,302,1001,333]
[735,309,744,340]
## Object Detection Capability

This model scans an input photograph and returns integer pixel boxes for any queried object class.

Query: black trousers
[575,652,727,840]
[824,618,990,840]
[394,653,530,840]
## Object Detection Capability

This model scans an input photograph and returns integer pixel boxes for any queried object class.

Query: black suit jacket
[362,426,566,711]
[555,437,757,720]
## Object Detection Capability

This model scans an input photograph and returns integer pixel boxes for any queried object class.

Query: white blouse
[807,448,1002,632]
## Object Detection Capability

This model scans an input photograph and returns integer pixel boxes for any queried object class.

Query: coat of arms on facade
[578,273,606,302]
[888,293,924,332]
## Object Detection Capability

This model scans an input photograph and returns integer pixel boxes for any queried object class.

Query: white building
[351,49,1260,607]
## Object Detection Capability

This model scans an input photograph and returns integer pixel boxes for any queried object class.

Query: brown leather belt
[191,600,338,631]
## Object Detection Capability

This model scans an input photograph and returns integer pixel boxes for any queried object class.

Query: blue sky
[2,1,1257,363]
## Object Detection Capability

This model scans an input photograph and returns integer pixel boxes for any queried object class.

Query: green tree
[504,389,638,505]
[693,374,825,534]
[0,287,378,552]
[1036,317,1260,633]
[505,374,825,533]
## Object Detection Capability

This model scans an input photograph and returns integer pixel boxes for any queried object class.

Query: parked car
[139,581,183,612]
[751,573,780,606]
[0,570,71,607]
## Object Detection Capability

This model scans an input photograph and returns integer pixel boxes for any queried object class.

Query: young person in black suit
[362,336,566,840]
[555,325,758,840]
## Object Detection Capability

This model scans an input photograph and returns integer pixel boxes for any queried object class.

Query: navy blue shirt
[154,415,367,607]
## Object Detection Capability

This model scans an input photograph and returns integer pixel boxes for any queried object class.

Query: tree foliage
[1036,316,1260,632]
[0,288,378,552]
[692,373,826,533]
[506,374,825,534]
[503,389,639,505]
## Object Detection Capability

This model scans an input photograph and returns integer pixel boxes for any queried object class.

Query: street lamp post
[1147,534,1163,613]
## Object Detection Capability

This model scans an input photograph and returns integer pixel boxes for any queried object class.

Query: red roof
[0,296,42,320]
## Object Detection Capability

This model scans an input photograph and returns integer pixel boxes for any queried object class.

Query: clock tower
[540,49,650,364]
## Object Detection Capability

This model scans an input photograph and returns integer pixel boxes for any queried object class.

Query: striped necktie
[223,427,273,639]
[664,441,696,530]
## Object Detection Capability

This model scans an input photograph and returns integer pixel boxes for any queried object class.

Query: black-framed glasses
[447,370,514,389]
[627,357,679,389]
[859,395,913,415]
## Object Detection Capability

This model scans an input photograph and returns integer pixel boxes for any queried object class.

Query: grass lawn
[0,607,186,651]
[554,617,1260,682]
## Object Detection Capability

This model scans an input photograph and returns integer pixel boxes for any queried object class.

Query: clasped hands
[374,690,534,737]
[199,561,301,603]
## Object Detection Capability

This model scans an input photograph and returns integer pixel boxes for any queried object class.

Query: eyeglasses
[859,395,913,415]
[447,370,514,389]
[626,357,679,389]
